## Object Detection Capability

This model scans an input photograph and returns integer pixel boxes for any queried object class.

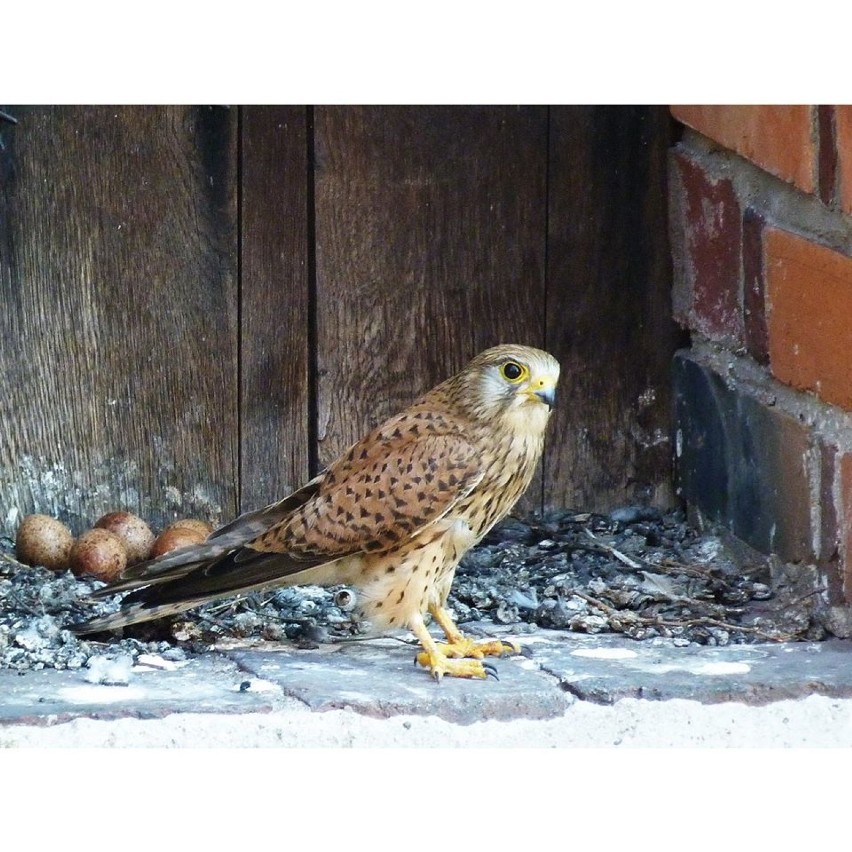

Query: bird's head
[454,344,560,433]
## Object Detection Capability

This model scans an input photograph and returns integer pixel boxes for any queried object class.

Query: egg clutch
[14,512,213,582]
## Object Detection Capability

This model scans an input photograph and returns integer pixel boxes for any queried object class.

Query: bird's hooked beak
[527,375,557,410]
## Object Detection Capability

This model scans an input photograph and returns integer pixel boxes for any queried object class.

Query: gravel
[0,506,834,673]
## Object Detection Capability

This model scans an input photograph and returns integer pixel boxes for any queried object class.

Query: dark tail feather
[89,474,325,598]
[73,597,220,633]
[127,549,325,607]
[74,547,335,634]
[75,475,344,633]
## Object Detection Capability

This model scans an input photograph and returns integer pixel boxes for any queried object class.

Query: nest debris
[0,505,834,673]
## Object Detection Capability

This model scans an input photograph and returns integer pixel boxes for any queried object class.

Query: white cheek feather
[478,369,508,407]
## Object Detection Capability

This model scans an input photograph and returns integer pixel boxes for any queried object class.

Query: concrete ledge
[4,693,852,747]
[3,629,852,746]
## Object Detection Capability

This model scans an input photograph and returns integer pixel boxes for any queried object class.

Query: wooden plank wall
[313,106,548,513]
[239,107,311,509]
[546,107,681,509]
[0,106,239,534]
[0,105,676,537]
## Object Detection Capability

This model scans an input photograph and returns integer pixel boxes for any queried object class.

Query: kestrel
[77,344,560,680]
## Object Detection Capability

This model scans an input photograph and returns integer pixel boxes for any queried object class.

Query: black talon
[507,640,524,654]
[484,662,499,681]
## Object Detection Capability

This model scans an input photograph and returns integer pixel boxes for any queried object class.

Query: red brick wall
[672,106,816,193]
[670,105,852,614]
[836,106,852,215]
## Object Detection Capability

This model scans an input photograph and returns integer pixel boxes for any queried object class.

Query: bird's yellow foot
[409,612,520,680]
[418,634,521,665]
[414,648,498,681]
[415,639,520,680]
[426,606,521,661]
[434,636,521,660]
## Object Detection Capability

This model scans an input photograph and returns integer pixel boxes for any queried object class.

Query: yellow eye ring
[500,361,528,383]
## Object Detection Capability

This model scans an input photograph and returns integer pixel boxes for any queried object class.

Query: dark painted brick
[838,107,852,215]
[673,352,730,522]
[818,438,844,603]
[817,105,838,207]
[674,351,812,563]
[840,453,852,602]
[670,149,743,344]
[742,207,769,364]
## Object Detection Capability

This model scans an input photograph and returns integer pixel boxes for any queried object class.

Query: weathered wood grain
[239,106,311,512]
[313,106,548,511]
[0,106,238,535]
[0,105,679,538]
[544,106,680,511]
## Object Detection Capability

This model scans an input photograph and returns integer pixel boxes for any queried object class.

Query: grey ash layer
[0,506,829,673]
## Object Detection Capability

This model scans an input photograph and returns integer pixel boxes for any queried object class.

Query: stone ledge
[530,633,852,705]
[3,628,852,746]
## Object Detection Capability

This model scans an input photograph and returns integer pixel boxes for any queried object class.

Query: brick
[841,454,852,601]
[670,149,743,343]
[674,351,812,563]
[765,228,852,410]
[675,348,852,604]
[817,105,838,207]
[813,436,852,606]
[742,208,768,364]
[836,105,852,215]
[671,105,816,194]
[818,439,844,604]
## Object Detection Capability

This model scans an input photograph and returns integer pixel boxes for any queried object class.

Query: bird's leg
[408,613,497,681]
[417,604,521,666]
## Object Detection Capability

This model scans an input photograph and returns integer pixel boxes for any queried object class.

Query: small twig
[653,557,718,580]
[335,633,411,646]
[668,617,793,643]
[780,588,824,610]
[583,528,644,569]
[200,599,244,617]
[570,589,792,642]
[571,589,621,617]
[6,594,42,618]
[0,109,18,125]
[0,551,28,569]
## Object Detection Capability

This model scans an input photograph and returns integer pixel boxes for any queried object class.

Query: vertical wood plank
[313,106,548,510]
[544,106,680,511]
[0,106,239,535]
[239,106,311,511]
[0,105,679,535]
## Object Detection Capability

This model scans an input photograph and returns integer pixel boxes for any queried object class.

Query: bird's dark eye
[500,361,526,382]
